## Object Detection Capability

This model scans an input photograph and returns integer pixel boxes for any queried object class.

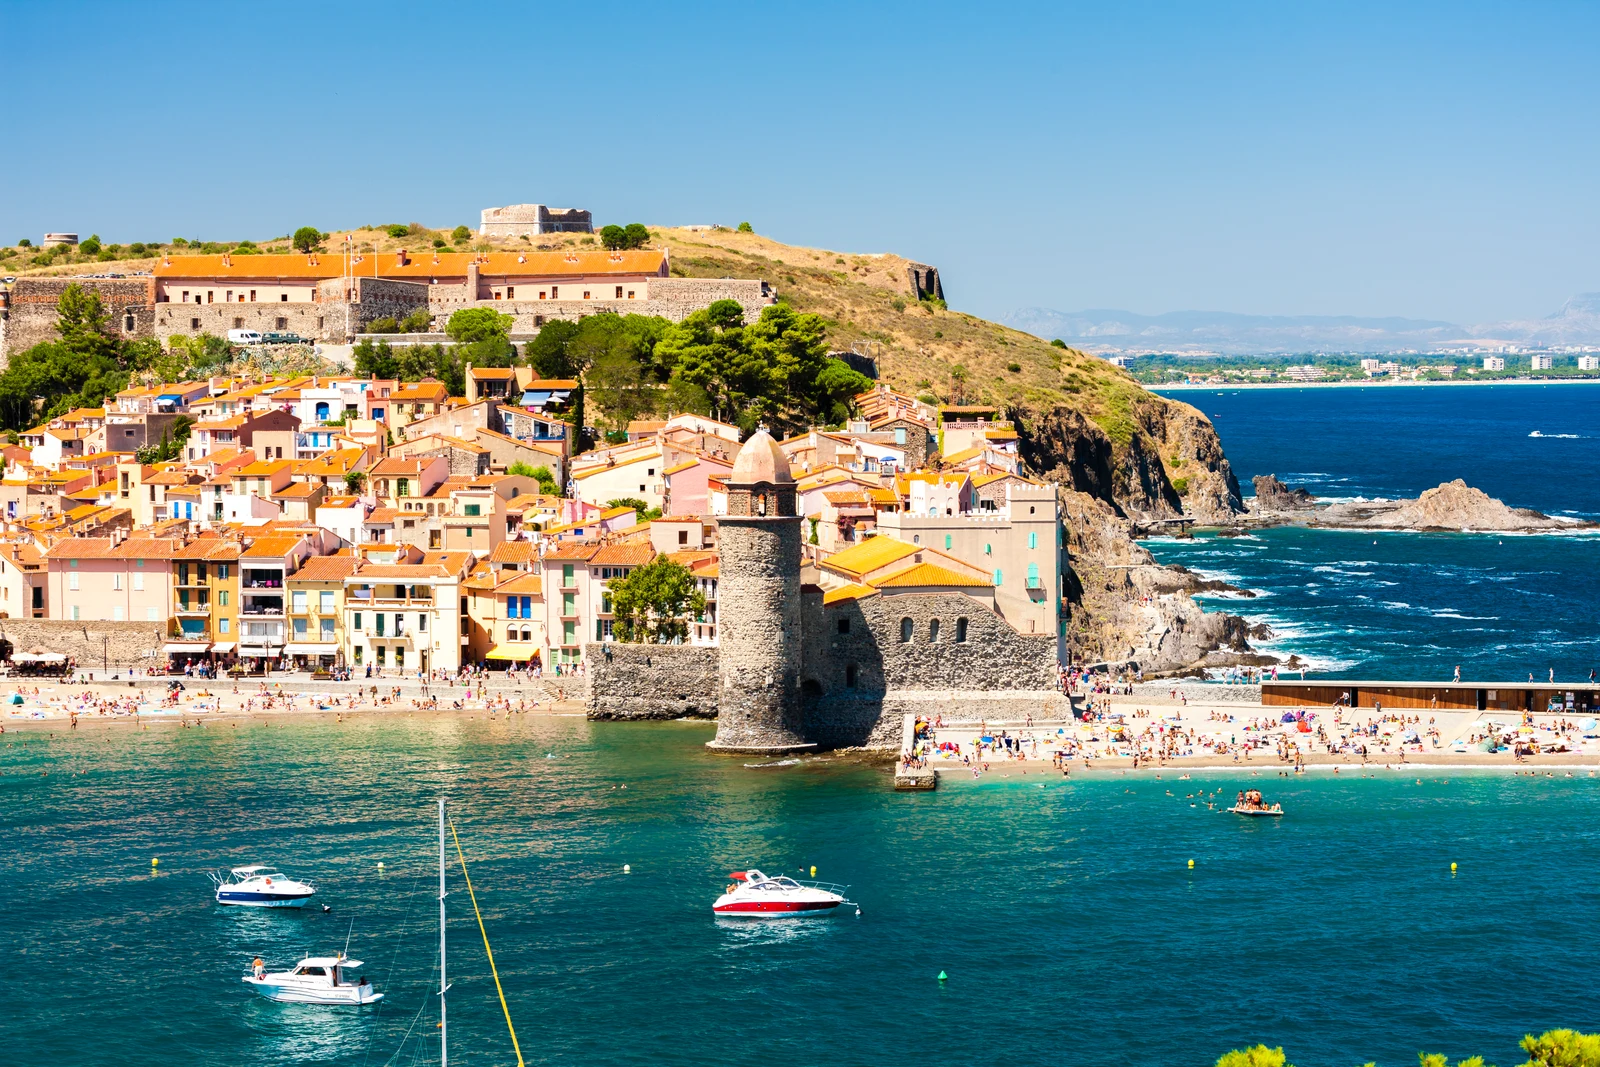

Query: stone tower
[707,428,813,753]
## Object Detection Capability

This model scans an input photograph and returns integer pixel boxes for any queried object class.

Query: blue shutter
[1027,562,1040,589]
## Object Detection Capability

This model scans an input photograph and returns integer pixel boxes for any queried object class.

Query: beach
[912,691,1600,775]
[1152,375,1600,391]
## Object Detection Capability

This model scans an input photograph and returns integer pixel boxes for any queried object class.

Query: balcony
[174,603,211,616]
[244,578,284,589]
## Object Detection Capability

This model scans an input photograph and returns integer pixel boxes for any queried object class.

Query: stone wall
[154,300,344,343]
[2,277,157,360]
[798,589,1062,748]
[426,278,774,330]
[585,642,719,719]
[0,619,165,669]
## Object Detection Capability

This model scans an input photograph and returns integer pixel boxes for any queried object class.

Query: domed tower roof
[729,428,792,485]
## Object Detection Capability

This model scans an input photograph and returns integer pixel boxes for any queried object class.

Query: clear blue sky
[6,1,1598,325]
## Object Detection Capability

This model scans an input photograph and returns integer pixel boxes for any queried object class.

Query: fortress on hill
[586,429,1068,752]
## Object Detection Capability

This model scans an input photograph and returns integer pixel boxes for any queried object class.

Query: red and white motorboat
[712,869,856,918]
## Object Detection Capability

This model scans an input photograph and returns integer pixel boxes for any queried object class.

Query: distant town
[1107,349,1600,386]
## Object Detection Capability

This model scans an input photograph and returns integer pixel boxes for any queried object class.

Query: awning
[282,642,338,655]
[485,643,542,661]
[210,642,236,653]
[162,642,211,653]
[13,652,67,663]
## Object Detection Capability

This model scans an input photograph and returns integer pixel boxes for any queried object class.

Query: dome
[729,428,792,485]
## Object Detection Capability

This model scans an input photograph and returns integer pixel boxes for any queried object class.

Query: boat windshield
[296,965,327,976]
[246,869,286,880]
[770,877,802,889]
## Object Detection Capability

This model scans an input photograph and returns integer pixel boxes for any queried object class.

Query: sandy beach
[911,693,1600,775]
[0,674,588,733]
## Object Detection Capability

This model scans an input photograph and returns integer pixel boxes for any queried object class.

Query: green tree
[1214,1046,1289,1067]
[0,284,132,429]
[524,318,582,378]
[607,557,705,643]
[623,223,650,249]
[292,226,324,253]
[1521,1029,1600,1066]
[451,225,472,244]
[1050,338,1068,349]
[599,224,627,251]
[399,308,433,333]
[737,221,753,233]
[343,471,366,494]
[385,224,410,238]
[353,337,400,380]
[79,234,103,256]
[605,497,653,515]
[364,317,400,334]
[445,307,513,344]
[507,462,559,495]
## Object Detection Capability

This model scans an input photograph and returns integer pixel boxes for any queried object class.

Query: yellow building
[286,554,359,670]
[166,537,241,667]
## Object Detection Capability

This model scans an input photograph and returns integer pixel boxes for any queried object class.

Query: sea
[9,717,1600,1067]
[1149,383,1600,681]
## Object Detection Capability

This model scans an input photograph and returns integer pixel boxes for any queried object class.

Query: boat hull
[217,890,315,907]
[713,898,842,917]
[243,977,382,1005]
[1228,807,1283,817]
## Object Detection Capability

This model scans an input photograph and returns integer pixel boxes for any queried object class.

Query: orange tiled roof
[154,249,667,282]
[591,543,653,567]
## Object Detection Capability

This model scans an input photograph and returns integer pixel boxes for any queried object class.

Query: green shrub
[385,224,410,238]
[451,225,472,244]
[1006,362,1022,373]
[737,221,753,233]
[364,317,400,334]
[1050,338,1067,348]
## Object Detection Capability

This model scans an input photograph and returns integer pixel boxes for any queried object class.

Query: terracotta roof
[497,573,543,596]
[543,542,601,562]
[468,367,516,379]
[591,543,654,567]
[155,249,667,282]
[488,541,538,564]
[173,538,242,561]
[365,508,399,523]
[822,583,878,605]
[234,460,291,477]
[523,379,579,389]
[873,562,992,589]
[293,555,363,580]
[241,535,304,558]
[820,536,920,578]
[371,457,432,476]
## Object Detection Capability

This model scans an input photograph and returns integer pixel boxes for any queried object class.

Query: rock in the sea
[1252,474,1316,511]
[1374,478,1569,531]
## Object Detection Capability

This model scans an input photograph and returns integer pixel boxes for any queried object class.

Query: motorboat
[1228,789,1283,816]
[242,954,382,1005]
[211,865,316,908]
[712,869,855,917]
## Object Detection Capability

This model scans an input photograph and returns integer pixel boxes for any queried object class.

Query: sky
[5,1,1599,326]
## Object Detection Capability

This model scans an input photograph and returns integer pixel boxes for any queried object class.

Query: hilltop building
[478,204,593,236]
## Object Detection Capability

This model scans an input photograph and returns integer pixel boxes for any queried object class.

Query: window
[463,503,480,517]
[249,290,256,301]
[1027,562,1040,589]
[899,617,913,643]
[1028,532,1038,550]
[375,646,386,667]
[614,285,624,299]
[912,534,920,545]
[353,645,363,665]
[417,614,427,632]
[985,543,992,555]
[321,591,335,614]
[218,564,229,579]
[113,573,122,591]
[71,605,80,620]
[146,607,158,621]
[219,590,229,607]
[945,534,952,550]
[539,290,546,300]
[219,618,230,633]
[375,614,385,637]
[280,295,288,303]
[563,592,575,616]
[113,605,124,621]
[845,663,858,688]
[294,618,308,636]
[397,478,409,498]
[583,290,590,299]
[678,530,688,545]
[837,617,850,635]
[956,617,968,643]
[929,619,941,643]
[627,290,635,299]
[68,573,79,591]
[562,564,574,587]
[233,316,243,329]
[353,611,363,630]
[191,317,201,330]
[507,286,515,299]
[551,285,559,298]
[277,316,288,328]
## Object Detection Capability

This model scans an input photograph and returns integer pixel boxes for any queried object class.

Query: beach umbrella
[7,693,21,705]
[1280,712,1298,722]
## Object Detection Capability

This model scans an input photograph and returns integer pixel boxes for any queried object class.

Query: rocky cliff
[1056,488,1270,676]
[1344,479,1577,531]
[1252,474,1317,512]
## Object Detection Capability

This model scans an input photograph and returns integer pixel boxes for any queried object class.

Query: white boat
[242,954,382,1005]
[712,869,855,917]
[212,865,316,908]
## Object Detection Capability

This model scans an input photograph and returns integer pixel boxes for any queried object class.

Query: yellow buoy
[1451,862,1458,873]
[623,864,631,873]
[151,858,159,867]
[810,866,817,877]
[1187,859,1194,869]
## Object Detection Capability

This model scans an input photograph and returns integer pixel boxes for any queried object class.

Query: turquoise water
[7,717,1600,1066]
[1148,384,1600,680]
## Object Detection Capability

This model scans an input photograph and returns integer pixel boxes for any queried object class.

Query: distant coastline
[1153,376,1600,391]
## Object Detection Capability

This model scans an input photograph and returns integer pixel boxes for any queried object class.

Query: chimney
[395,249,408,268]
[466,261,480,301]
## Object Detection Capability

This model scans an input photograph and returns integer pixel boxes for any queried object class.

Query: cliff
[1250,477,1584,532]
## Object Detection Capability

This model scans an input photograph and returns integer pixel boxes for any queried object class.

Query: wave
[1432,611,1498,620]
[1528,431,1587,439]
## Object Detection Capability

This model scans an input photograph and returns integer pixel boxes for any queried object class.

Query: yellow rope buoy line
[447,817,526,1067]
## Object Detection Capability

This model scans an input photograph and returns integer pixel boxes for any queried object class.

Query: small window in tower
[837,617,850,635]
[955,617,969,643]
[899,617,913,643]
[928,619,941,643]
[845,663,858,688]
[616,285,623,299]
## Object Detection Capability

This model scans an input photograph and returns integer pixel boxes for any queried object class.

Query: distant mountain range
[1005,293,1600,354]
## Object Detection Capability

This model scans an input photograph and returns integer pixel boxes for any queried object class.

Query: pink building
[45,536,180,623]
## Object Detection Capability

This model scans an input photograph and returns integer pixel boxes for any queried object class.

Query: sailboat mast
[439,796,448,1067]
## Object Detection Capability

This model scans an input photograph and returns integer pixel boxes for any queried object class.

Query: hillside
[3,223,1242,523]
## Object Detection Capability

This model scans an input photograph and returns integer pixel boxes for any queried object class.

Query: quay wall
[585,642,719,720]
[0,619,165,669]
